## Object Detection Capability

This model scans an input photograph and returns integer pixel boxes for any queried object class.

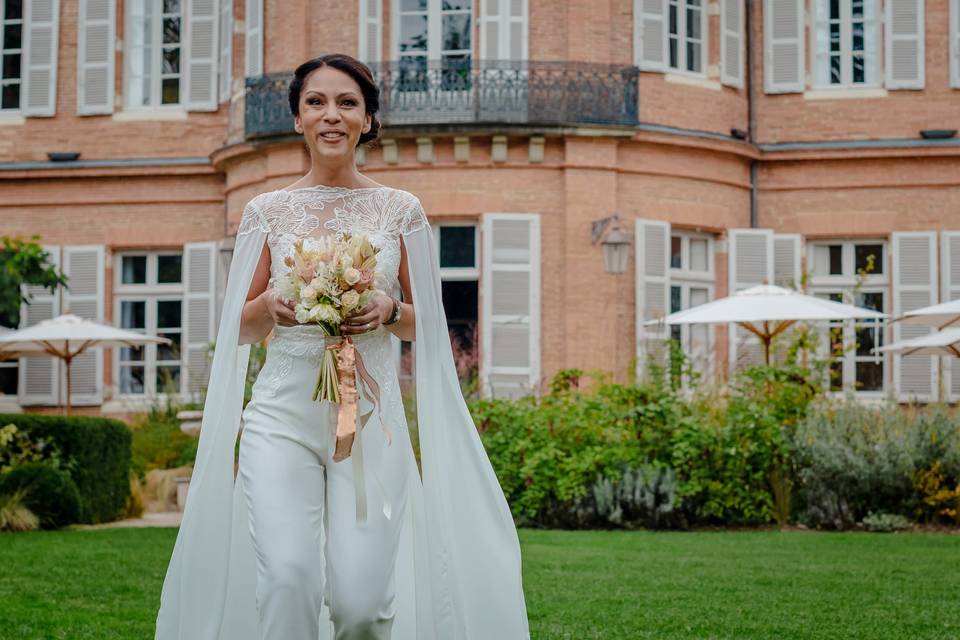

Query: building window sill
[665,71,722,91]
[0,112,26,125]
[113,108,189,122]
[804,87,888,100]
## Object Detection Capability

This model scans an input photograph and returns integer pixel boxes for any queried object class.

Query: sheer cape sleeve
[154,191,530,640]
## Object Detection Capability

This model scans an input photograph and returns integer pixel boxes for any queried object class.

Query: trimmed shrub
[0,487,39,532]
[0,413,131,524]
[0,462,81,529]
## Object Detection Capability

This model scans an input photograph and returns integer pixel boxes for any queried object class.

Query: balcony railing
[245,60,639,139]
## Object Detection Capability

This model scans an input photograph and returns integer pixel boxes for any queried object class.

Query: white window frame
[125,0,186,109]
[113,251,186,401]
[952,0,960,88]
[668,230,715,382]
[666,0,708,77]
[0,0,23,112]
[391,0,473,66]
[435,221,480,281]
[808,239,888,398]
[811,0,881,89]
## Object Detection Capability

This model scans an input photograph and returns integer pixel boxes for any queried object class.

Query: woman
[154,54,530,640]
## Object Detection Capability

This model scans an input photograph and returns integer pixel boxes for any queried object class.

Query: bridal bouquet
[273,234,384,404]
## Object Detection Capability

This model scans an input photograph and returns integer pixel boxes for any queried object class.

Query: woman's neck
[302,160,369,189]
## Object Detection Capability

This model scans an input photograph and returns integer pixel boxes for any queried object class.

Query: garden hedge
[0,413,131,524]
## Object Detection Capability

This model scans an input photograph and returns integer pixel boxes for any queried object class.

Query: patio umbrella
[873,327,960,358]
[892,298,960,329]
[0,314,170,414]
[645,284,887,364]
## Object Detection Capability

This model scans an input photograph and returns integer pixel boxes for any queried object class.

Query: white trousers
[238,331,410,640]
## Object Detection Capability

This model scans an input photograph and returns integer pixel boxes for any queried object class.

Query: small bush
[125,470,145,519]
[129,406,198,477]
[0,488,39,532]
[0,462,81,529]
[862,512,912,533]
[0,422,70,475]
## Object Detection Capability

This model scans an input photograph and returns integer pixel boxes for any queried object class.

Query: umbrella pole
[65,354,72,417]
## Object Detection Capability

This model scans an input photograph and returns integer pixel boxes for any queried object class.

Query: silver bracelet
[383,297,402,326]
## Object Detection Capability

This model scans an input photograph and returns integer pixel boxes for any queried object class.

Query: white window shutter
[77,0,115,115]
[763,0,804,93]
[481,214,540,399]
[23,0,60,116]
[892,232,938,402]
[950,0,960,87]
[218,0,233,102]
[244,0,263,77]
[941,232,960,401]
[184,242,218,397]
[885,0,924,89]
[773,234,802,288]
[634,219,670,381]
[185,0,219,111]
[358,0,382,63]
[635,0,666,71]
[480,0,527,60]
[728,228,774,369]
[721,0,744,88]
[62,246,104,406]
[18,246,61,406]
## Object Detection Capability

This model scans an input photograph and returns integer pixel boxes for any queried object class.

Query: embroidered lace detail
[237,194,271,236]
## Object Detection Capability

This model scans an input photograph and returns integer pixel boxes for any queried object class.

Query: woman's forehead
[303,67,362,95]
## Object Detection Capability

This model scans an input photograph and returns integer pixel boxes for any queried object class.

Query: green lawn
[0,527,958,639]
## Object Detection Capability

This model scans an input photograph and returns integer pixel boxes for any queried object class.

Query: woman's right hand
[259,288,298,327]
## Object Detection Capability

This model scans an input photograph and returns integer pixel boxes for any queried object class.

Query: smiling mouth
[319,131,346,140]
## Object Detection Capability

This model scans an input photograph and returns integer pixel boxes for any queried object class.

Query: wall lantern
[590,213,631,274]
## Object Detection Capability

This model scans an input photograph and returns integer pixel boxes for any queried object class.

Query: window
[0,315,16,395]
[395,0,472,89]
[115,252,184,397]
[810,240,887,394]
[126,0,184,107]
[1,0,22,110]
[669,232,714,381]
[437,223,479,381]
[668,0,705,74]
[813,0,880,88]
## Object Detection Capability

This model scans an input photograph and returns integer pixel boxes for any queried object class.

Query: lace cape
[154,185,530,639]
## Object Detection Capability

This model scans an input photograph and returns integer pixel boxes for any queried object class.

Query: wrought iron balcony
[244,60,639,139]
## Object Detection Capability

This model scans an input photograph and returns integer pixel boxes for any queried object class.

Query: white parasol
[874,326,960,358]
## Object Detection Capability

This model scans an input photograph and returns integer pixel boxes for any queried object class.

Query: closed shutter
[18,245,60,406]
[634,219,670,380]
[62,245,104,406]
[481,0,527,60]
[218,0,232,102]
[184,242,218,397]
[77,0,115,115]
[23,0,60,116]
[358,0,382,63]
[728,229,774,369]
[244,0,262,77]
[763,0,804,93]
[941,232,960,401]
[950,0,960,87]
[635,0,666,71]
[721,0,744,88]
[885,0,924,89]
[773,234,802,288]
[892,232,938,402]
[185,0,218,111]
[481,214,540,399]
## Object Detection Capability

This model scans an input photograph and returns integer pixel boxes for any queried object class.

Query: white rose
[294,305,311,324]
[343,268,361,286]
[341,290,360,311]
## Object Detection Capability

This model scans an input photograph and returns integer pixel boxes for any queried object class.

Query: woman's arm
[341,235,416,341]
[239,242,298,345]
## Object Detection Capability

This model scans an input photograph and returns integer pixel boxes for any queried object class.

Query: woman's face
[294,65,372,161]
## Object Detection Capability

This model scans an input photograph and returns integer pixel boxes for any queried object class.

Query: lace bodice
[237,185,428,298]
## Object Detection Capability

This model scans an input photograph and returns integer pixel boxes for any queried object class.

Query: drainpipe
[746,0,759,228]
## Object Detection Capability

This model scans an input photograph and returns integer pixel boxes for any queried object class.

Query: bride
[154,53,530,639]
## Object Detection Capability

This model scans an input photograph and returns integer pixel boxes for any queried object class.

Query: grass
[0,527,958,639]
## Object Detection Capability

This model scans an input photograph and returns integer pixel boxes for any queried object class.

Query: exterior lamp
[591,214,631,274]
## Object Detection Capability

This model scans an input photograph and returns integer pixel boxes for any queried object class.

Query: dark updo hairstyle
[288,53,381,146]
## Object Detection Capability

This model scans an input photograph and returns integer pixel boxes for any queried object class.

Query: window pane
[4,24,22,50]
[163,0,181,13]
[855,323,881,356]
[670,285,682,314]
[441,280,478,330]
[3,53,20,79]
[855,244,882,275]
[0,364,16,395]
[439,226,475,268]
[442,14,471,51]
[162,18,180,44]
[686,42,701,72]
[670,236,682,269]
[161,77,179,104]
[157,255,182,283]
[158,332,181,361]
[399,15,428,51]
[122,256,147,284]
[1,83,18,109]
[162,48,180,74]
[857,291,884,313]
[855,361,883,391]
[689,239,708,271]
[690,287,708,307]
[121,300,146,329]
[401,0,427,9]
[120,345,144,362]
[829,245,843,275]
[5,0,22,20]
[121,365,145,394]
[157,300,182,329]
[686,5,701,40]
[156,365,181,393]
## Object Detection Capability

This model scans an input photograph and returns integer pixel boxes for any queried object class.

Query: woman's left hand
[341,293,393,335]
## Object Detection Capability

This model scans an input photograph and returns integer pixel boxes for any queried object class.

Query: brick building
[1,0,958,414]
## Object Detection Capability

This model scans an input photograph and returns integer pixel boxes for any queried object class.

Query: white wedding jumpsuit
[239,186,417,640]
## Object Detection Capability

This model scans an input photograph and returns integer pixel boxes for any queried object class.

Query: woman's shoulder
[379,187,428,234]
